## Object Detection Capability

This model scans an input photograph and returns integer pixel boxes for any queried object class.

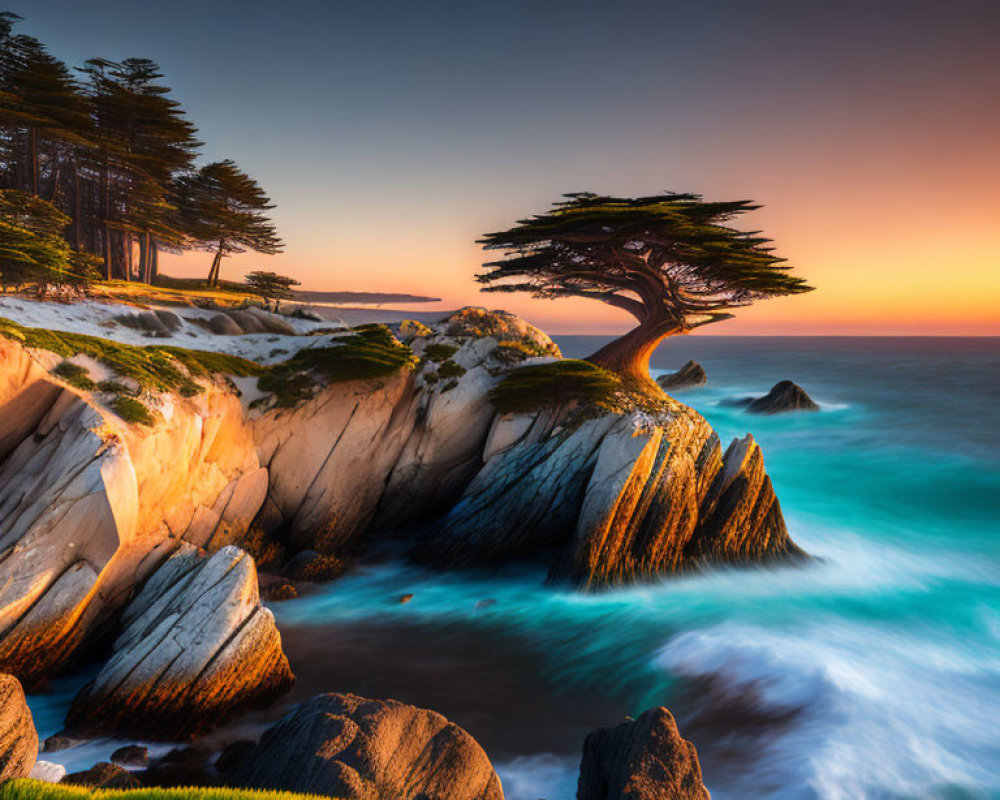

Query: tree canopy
[176,160,283,286]
[0,12,281,288]
[479,191,813,388]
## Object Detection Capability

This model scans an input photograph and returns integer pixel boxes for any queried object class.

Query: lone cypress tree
[244,270,300,311]
[479,192,812,389]
[175,160,282,286]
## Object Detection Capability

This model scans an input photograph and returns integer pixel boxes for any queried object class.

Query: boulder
[0,674,36,780]
[142,746,216,787]
[225,310,268,334]
[65,545,294,739]
[578,707,710,800]
[207,313,244,335]
[230,693,503,800]
[244,308,296,335]
[111,744,149,767]
[63,762,141,789]
[153,310,183,333]
[657,360,707,390]
[115,312,172,338]
[29,761,66,783]
[745,380,819,414]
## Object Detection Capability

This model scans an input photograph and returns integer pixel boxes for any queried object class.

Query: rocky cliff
[0,303,803,698]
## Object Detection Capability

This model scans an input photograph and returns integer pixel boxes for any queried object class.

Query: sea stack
[578,706,710,800]
[746,380,819,414]
[657,360,707,390]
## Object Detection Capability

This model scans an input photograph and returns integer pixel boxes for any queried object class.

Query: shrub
[436,360,466,379]
[423,343,459,362]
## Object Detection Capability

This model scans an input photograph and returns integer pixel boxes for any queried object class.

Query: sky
[10,0,1000,335]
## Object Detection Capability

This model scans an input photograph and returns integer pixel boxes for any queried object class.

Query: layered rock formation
[228,693,504,800]
[0,674,36,781]
[66,545,293,739]
[578,707,710,800]
[416,405,802,590]
[657,360,707,390]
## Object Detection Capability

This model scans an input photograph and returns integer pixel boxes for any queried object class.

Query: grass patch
[0,317,262,396]
[423,343,459,362]
[53,361,97,391]
[490,359,623,414]
[0,779,332,800]
[110,396,157,426]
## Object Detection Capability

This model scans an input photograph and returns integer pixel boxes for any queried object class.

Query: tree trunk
[73,170,83,251]
[125,234,133,282]
[586,317,681,391]
[27,126,38,196]
[207,244,224,287]
[139,233,149,284]
[150,241,158,280]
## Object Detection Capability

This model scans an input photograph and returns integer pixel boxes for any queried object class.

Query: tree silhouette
[479,192,813,389]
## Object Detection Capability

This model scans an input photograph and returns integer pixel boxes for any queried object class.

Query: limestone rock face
[230,693,503,800]
[745,380,819,414]
[657,360,707,390]
[578,707,710,800]
[65,545,293,739]
[0,674,37,781]
[416,403,803,589]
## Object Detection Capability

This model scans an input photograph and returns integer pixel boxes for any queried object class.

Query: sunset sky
[14,0,1000,335]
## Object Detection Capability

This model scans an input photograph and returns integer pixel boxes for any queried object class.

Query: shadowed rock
[229,693,504,800]
[746,380,819,414]
[0,674,36,780]
[65,545,294,739]
[657,361,707,390]
[63,762,141,789]
[578,707,710,800]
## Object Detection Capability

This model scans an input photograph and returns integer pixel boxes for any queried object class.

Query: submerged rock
[656,360,707,390]
[578,707,710,800]
[0,674,36,781]
[745,380,819,414]
[230,693,504,800]
[65,545,294,739]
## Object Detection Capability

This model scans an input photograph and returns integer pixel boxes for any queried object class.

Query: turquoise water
[27,337,1000,800]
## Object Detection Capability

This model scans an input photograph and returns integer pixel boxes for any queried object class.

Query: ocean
[28,336,1000,800]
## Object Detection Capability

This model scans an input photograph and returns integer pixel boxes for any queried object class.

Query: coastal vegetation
[0,12,281,288]
[0,781,331,800]
[479,192,813,389]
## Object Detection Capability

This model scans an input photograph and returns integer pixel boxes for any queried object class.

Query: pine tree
[175,160,283,286]
[479,192,813,389]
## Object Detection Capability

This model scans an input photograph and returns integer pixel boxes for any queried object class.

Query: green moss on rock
[490,360,623,414]
[0,317,261,396]
[110,396,157,426]
[53,361,96,391]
